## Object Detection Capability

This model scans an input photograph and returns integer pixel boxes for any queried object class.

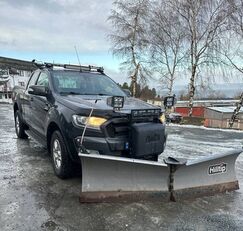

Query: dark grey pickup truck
[12,63,166,178]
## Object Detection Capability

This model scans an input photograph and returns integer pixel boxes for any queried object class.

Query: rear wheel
[50,130,74,179]
[14,111,28,139]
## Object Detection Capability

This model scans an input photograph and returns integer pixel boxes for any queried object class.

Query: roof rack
[32,60,104,74]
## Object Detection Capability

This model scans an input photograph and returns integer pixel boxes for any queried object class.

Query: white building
[0,69,31,88]
[0,69,31,103]
[0,57,35,103]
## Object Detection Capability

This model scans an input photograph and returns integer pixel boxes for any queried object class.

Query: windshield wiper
[60,92,112,96]
[80,93,110,96]
[59,91,81,95]
[96,93,110,96]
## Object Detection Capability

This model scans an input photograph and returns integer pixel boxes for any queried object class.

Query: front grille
[103,118,129,138]
[103,117,160,138]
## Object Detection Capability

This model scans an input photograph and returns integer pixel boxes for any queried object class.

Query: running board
[79,149,242,203]
[25,129,47,147]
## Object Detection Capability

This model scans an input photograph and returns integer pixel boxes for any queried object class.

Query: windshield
[51,71,126,96]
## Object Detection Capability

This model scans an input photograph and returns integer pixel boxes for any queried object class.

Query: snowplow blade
[79,149,242,203]
[170,149,242,201]
[79,154,169,203]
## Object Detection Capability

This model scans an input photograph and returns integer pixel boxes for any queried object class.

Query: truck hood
[56,94,159,114]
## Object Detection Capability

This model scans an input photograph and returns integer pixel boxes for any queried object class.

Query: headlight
[159,114,166,123]
[72,115,107,129]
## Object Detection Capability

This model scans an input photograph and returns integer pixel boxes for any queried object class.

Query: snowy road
[1,104,243,231]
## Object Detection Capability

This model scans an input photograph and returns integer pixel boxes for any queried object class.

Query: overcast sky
[0,0,241,90]
[0,0,128,83]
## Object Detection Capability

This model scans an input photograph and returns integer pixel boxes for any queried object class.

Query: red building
[174,100,238,118]
[175,107,204,117]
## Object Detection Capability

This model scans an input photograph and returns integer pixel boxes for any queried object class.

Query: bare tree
[148,1,186,96]
[221,35,243,128]
[170,0,234,116]
[108,0,151,96]
[221,0,243,128]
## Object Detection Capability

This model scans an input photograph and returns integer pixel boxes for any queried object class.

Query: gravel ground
[1,104,243,231]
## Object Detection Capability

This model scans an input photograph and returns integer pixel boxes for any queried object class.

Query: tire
[50,130,74,179]
[14,110,28,139]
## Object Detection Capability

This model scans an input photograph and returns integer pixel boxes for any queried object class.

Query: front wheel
[14,111,28,139]
[50,130,74,179]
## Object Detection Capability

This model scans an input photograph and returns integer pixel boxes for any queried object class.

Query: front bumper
[75,136,129,156]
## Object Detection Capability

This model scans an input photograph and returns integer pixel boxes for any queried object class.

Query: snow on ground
[1,104,243,231]
[167,123,243,133]
[161,124,243,161]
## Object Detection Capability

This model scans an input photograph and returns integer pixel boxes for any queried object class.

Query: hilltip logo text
[208,163,227,175]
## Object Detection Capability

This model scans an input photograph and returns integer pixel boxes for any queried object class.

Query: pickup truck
[12,63,166,178]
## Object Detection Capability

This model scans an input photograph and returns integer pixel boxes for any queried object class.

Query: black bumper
[75,136,129,156]
[74,122,166,158]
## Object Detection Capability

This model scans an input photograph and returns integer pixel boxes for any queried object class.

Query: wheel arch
[46,121,76,160]
[13,102,19,114]
[46,122,61,153]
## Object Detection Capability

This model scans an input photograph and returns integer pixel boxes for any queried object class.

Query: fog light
[107,96,124,110]
[113,96,124,108]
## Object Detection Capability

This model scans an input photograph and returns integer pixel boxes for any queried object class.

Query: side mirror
[28,85,49,97]
[123,89,132,97]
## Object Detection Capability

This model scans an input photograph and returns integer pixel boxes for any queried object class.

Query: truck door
[23,70,40,125]
[30,71,50,137]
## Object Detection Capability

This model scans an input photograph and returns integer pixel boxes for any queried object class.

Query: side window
[27,71,40,89]
[36,72,49,87]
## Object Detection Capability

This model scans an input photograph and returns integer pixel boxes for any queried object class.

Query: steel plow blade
[170,149,243,201]
[79,149,242,203]
[79,154,169,203]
